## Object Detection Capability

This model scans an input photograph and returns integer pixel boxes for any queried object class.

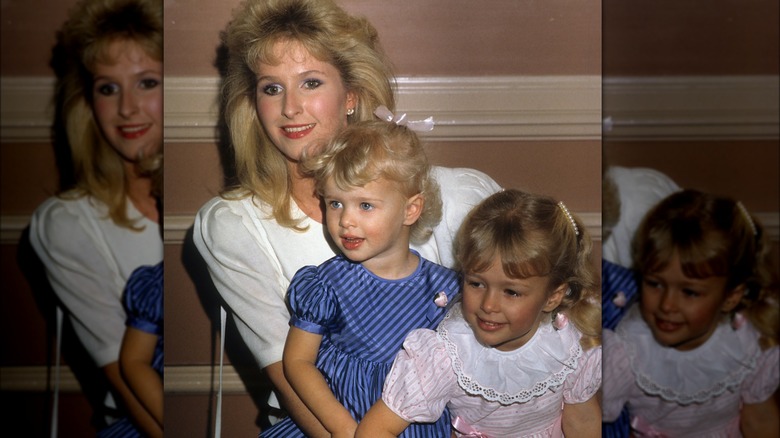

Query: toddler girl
[261,117,458,437]
[357,189,603,437]
[602,189,779,437]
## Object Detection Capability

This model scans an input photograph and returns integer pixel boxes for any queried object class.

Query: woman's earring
[347,108,355,116]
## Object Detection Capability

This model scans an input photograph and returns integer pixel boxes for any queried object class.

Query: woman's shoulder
[196,193,268,221]
[30,195,105,244]
[33,193,105,220]
[431,166,502,198]
[194,194,271,242]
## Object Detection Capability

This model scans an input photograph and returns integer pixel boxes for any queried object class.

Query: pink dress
[382,307,602,437]
[603,305,780,437]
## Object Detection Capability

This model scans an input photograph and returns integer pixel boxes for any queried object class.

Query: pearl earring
[347,108,355,116]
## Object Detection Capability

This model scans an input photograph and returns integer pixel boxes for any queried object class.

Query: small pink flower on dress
[731,312,746,330]
[612,291,627,308]
[553,312,568,330]
[434,291,448,307]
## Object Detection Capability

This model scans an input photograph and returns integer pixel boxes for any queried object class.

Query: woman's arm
[104,361,162,438]
[562,394,602,437]
[120,327,163,427]
[283,326,357,437]
[741,395,780,438]
[355,399,410,438]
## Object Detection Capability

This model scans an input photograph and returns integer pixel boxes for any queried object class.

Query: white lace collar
[616,305,759,405]
[437,306,582,405]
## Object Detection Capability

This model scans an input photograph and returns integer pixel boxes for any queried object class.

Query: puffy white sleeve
[602,166,680,267]
[741,345,780,404]
[425,167,502,268]
[193,197,291,368]
[29,198,128,367]
[563,345,602,404]
[382,329,457,422]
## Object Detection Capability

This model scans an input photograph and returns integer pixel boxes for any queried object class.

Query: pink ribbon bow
[434,291,449,307]
[612,291,627,308]
[631,415,669,438]
[453,416,490,438]
[374,105,434,132]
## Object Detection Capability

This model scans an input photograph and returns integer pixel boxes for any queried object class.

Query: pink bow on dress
[631,415,669,438]
[453,416,490,438]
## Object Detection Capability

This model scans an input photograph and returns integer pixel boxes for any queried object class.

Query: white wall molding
[603,75,779,141]
[2,212,608,245]
[7,212,780,245]
[0,76,55,143]
[165,75,602,142]
[2,75,601,143]
[4,75,777,143]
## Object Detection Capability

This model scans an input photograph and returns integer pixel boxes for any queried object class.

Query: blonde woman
[193,0,500,435]
[29,0,163,436]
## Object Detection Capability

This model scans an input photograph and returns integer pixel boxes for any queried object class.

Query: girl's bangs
[460,229,551,280]
[641,228,730,280]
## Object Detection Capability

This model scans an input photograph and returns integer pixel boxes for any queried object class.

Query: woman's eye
[303,79,322,89]
[96,83,119,96]
[261,84,283,96]
[140,78,160,89]
[359,202,373,211]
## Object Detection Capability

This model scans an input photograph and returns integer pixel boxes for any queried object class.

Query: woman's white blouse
[29,196,162,367]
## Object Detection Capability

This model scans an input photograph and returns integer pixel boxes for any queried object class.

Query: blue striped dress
[260,253,459,437]
[96,262,163,438]
[123,261,164,375]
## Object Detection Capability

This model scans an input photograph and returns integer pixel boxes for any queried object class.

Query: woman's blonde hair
[221,0,396,229]
[454,189,602,349]
[55,0,162,229]
[303,121,441,245]
[633,189,779,348]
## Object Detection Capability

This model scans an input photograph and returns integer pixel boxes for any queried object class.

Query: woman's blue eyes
[262,84,283,96]
[95,79,159,96]
[261,79,323,96]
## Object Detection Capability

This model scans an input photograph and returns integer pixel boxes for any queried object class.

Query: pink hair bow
[452,416,490,438]
[374,105,434,132]
[553,312,568,330]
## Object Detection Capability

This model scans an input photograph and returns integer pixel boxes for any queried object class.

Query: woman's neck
[290,162,323,223]
[124,161,158,222]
